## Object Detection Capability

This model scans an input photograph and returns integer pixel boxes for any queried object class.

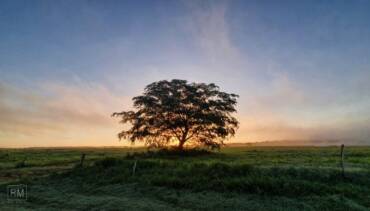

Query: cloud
[236,114,370,144]
[247,73,305,110]
[235,72,370,144]
[182,0,246,78]
[186,1,238,62]
[0,80,131,147]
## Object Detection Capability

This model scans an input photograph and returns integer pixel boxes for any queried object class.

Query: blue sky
[1,0,370,147]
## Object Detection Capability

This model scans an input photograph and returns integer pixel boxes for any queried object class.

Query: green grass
[0,146,370,210]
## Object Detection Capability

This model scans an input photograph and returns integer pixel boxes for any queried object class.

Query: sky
[1,0,370,147]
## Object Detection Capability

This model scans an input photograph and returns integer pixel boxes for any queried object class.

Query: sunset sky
[1,0,370,147]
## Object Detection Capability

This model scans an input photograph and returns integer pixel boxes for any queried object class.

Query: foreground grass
[0,146,370,210]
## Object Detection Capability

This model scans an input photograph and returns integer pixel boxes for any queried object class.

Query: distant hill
[227,139,369,146]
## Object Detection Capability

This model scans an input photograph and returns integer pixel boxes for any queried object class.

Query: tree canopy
[112,79,239,150]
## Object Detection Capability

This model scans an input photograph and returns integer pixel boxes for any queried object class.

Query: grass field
[0,146,370,210]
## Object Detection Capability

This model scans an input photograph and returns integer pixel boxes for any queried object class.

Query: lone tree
[112,79,239,150]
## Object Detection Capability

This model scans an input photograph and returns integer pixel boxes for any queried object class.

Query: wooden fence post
[340,144,345,178]
[132,160,137,176]
[80,153,86,167]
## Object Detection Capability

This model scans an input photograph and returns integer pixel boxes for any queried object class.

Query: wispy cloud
[0,80,130,147]
[235,72,370,144]
[186,1,239,63]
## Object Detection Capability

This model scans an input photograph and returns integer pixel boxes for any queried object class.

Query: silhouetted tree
[112,79,239,150]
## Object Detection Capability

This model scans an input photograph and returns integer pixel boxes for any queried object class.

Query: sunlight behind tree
[113,79,239,150]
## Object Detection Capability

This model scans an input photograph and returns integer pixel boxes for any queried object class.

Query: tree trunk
[178,140,185,150]
[178,126,188,150]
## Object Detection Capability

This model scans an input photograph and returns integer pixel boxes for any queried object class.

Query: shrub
[96,157,121,169]
[15,160,27,168]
